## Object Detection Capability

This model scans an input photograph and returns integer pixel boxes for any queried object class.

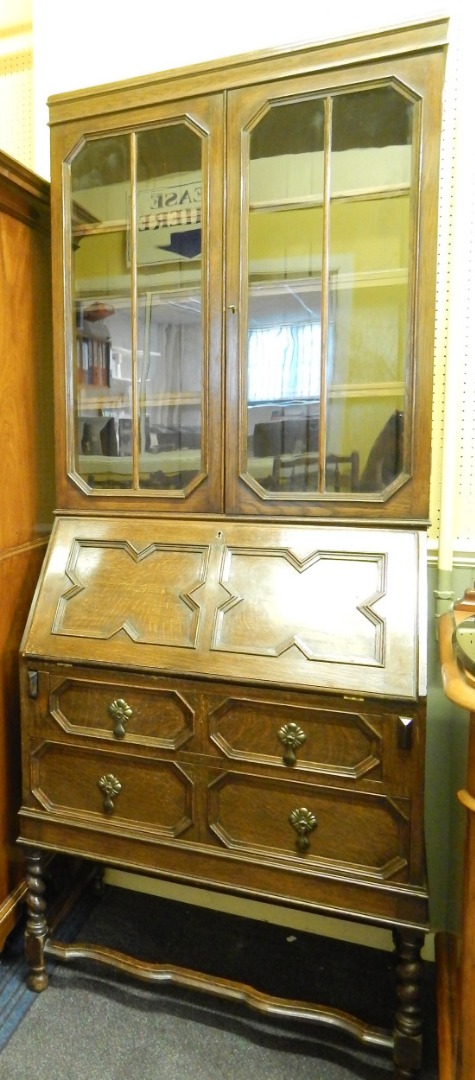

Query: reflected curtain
[248,323,321,402]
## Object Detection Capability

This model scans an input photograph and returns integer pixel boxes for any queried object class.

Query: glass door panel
[69,119,208,496]
[136,124,203,491]
[237,80,417,504]
[71,134,133,489]
[327,86,413,494]
[245,98,325,494]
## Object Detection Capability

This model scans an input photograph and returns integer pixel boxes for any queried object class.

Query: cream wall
[31,2,451,178]
[0,1,32,167]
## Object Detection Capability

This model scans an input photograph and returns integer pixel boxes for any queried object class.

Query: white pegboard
[429,42,454,546]
[432,11,475,562]
[454,174,475,550]
[0,46,33,168]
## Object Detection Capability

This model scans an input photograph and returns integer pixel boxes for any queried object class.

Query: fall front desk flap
[20,517,427,699]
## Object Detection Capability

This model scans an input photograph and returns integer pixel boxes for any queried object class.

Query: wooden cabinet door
[224,49,445,521]
[52,94,225,515]
[49,24,445,524]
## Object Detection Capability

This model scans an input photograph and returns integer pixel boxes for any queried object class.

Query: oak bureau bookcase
[18,19,447,1078]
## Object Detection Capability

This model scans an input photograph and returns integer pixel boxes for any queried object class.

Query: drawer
[208,771,412,883]
[209,696,386,778]
[207,695,421,792]
[27,741,194,839]
[48,675,195,750]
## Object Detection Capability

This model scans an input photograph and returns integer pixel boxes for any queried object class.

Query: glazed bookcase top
[47,19,448,523]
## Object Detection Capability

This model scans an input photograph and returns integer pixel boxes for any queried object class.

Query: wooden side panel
[0,545,49,945]
[0,153,54,947]
[0,159,54,549]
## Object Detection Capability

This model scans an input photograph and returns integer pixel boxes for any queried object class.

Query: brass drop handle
[289,807,317,852]
[278,722,306,766]
[108,698,133,739]
[98,773,122,813]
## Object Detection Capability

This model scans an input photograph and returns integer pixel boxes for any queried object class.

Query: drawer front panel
[29,742,194,838]
[50,676,195,749]
[209,696,383,778]
[208,772,410,882]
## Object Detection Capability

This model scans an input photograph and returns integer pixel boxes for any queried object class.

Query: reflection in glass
[247,282,322,489]
[244,85,415,498]
[328,87,412,494]
[71,135,133,489]
[246,99,324,494]
[69,123,204,493]
[136,125,202,491]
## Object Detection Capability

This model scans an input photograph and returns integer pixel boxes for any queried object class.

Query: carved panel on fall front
[52,537,391,667]
[52,538,211,646]
[22,518,424,697]
[28,743,194,838]
[208,697,382,779]
[208,772,410,882]
[50,677,195,749]
[213,546,386,666]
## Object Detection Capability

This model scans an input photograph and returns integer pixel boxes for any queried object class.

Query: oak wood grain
[0,155,54,947]
[438,607,475,1080]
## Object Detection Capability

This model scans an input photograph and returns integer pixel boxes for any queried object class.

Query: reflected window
[248,323,321,403]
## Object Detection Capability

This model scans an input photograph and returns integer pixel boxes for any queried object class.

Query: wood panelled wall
[0,152,54,947]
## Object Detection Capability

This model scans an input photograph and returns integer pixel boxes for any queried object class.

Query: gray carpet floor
[0,883,439,1080]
